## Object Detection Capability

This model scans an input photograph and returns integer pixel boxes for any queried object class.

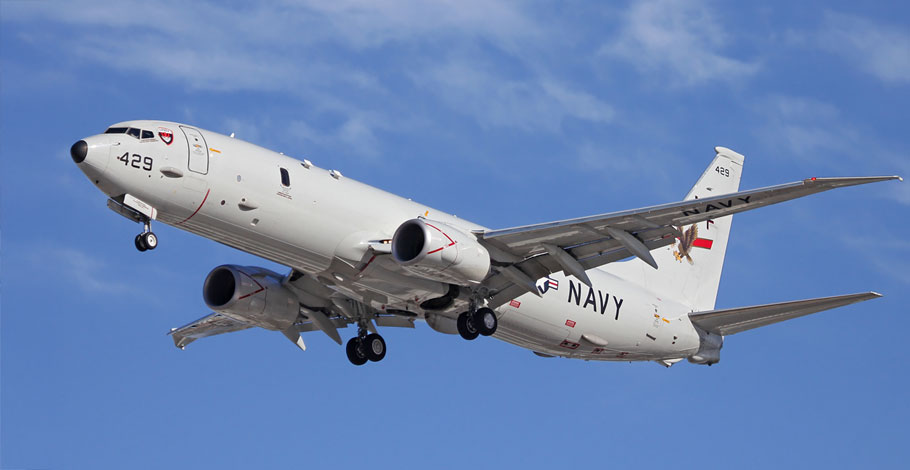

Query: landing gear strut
[134,220,158,252]
[457,307,497,340]
[345,325,386,366]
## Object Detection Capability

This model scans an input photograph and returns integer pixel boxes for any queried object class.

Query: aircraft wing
[169,313,253,349]
[688,292,881,336]
[480,176,900,307]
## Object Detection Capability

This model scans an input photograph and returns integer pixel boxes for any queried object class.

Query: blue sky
[2,1,909,468]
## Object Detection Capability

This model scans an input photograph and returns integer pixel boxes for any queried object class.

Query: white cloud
[4,0,613,138]
[818,12,910,84]
[287,112,393,158]
[4,0,537,94]
[752,95,859,163]
[27,246,140,296]
[752,94,909,206]
[412,58,613,132]
[839,233,910,285]
[601,0,758,86]
[291,0,541,49]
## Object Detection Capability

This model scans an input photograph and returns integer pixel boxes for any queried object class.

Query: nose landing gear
[134,220,158,252]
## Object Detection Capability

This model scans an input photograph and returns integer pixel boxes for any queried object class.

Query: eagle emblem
[158,127,174,145]
[673,224,698,264]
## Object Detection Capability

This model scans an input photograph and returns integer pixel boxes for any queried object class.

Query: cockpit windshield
[104,126,156,140]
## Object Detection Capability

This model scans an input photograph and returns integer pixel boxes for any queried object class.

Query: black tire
[364,333,386,362]
[457,312,480,340]
[346,337,368,366]
[135,234,148,252]
[476,307,498,336]
[142,232,158,250]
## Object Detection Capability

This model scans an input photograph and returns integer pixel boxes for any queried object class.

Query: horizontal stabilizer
[689,292,881,335]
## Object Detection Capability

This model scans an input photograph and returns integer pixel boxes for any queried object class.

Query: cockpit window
[141,130,154,139]
[104,127,128,134]
[126,128,141,139]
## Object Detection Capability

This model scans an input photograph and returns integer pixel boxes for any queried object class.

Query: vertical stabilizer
[605,147,744,311]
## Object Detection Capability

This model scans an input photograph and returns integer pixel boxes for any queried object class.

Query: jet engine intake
[203,265,300,331]
[391,219,490,285]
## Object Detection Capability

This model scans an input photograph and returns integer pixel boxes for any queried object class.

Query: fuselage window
[141,130,154,139]
[104,127,128,134]
[280,167,290,187]
[126,128,141,139]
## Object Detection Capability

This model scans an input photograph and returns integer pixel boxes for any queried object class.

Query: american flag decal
[693,238,713,249]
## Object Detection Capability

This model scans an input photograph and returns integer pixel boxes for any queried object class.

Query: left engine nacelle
[391,218,491,285]
[203,265,299,331]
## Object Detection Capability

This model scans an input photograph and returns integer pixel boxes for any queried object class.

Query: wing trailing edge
[688,292,881,336]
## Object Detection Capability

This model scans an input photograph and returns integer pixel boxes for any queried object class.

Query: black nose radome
[70,140,88,163]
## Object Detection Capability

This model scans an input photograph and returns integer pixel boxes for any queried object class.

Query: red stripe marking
[236,271,265,300]
[359,255,377,274]
[693,238,714,249]
[424,222,456,255]
[175,188,210,225]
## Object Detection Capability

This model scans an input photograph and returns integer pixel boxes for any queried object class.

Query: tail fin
[605,147,744,311]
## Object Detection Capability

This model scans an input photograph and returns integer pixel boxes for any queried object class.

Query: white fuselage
[76,120,702,362]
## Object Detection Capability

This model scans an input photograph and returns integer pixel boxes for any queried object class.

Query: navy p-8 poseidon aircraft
[71,121,901,366]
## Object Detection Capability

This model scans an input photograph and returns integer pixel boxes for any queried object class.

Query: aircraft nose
[71,140,88,164]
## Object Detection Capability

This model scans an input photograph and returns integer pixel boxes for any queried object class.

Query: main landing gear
[134,220,158,252]
[456,307,498,340]
[346,326,387,366]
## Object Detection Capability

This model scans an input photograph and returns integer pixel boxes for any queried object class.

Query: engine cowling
[391,219,491,285]
[203,265,299,331]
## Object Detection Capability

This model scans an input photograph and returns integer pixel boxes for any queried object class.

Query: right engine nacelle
[203,265,299,331]
[391,218,491,285]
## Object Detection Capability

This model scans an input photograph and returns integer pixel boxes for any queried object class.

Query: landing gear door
[180,126,209,175]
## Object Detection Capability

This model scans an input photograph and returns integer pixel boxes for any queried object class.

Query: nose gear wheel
[134,220,158,252]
